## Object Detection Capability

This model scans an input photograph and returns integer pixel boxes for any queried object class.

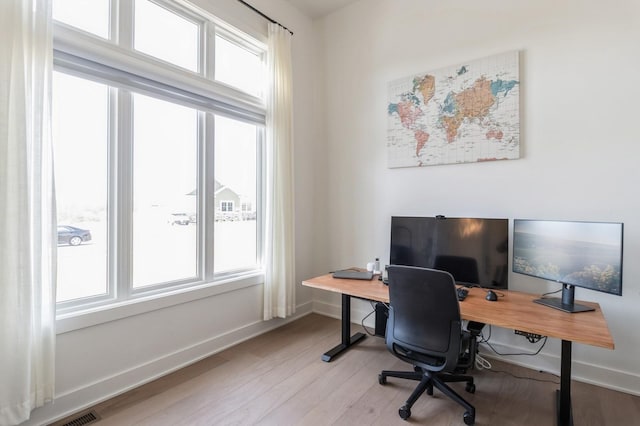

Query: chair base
[379,368,476,424]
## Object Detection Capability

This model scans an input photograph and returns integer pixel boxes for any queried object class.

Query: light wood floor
[53,314,640,426]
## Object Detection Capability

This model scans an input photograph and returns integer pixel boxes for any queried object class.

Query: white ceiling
[284,0,360,19]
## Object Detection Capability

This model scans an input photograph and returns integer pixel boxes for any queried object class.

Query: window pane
[53,72,109,302]
[214,116,258,273]
[215,35,263,97]
[53,0,110,39]
[133,94,198,288]
[134,0,199,72]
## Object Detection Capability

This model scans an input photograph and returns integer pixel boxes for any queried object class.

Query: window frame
[53,0,268,320]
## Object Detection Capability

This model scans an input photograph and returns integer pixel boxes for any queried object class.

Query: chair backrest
[386,265,463,372]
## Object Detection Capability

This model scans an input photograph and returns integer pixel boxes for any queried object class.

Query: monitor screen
[513,219,623,296]
[390,216,509,289]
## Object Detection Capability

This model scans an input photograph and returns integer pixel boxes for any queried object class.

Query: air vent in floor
[58,410,101,426]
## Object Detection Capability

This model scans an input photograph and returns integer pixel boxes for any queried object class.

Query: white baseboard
[479,340,640,397]
[311,300,640,397]
[26,302,314,426]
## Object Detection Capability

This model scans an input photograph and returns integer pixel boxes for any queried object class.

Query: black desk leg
[321,293,366,362]
[557,339,573,426]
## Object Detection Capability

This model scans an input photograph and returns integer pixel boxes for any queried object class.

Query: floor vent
[59,410,101,426]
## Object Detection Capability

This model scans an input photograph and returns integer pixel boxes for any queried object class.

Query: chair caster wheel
[463,411,475,425]
[465,382,476,394]
[378,374,387,385]
[399,405,411,420]
[426,385,433,396]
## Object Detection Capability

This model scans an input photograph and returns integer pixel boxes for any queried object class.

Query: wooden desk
[302,273,614,426]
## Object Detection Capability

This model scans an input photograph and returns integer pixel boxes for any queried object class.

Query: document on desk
[332,270,374,280]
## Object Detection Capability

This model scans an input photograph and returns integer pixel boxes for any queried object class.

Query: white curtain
[0,0,56,425]
[264,23,295,320]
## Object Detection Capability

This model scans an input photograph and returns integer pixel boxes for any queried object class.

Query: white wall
[313,0,640,395]
[25,1,327,424]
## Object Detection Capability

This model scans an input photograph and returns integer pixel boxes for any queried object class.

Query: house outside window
[52,0,266,314]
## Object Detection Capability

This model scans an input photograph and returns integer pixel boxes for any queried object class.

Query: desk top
[302,273,614,350]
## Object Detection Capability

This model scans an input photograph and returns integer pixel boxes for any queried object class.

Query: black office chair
[379,265,477,425]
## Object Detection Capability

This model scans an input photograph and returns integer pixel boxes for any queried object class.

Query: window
[214,115,258,273]
[53,0,266,314]
[52,72,109,303]
[134,0,200,72]
[132,94,199,288]
[215,33,264,96]
[53,0,110,39]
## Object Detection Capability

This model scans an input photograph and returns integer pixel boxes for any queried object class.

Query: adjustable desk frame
[321,294,366,362]
[302,274,614,426]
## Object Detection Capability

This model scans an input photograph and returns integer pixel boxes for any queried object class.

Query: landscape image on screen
[513,220,623,295]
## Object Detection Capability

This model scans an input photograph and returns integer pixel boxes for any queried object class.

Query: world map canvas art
[387,51,520,168]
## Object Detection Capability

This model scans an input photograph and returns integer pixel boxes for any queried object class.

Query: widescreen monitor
[390,216,509,289]
[513,219,623,313]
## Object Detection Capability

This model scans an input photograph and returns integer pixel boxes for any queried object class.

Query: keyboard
[457,288,469,301]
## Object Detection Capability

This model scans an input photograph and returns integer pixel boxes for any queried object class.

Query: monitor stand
[533,283,595,313]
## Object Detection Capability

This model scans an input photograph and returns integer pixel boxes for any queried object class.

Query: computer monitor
[390,216,509,289]
[513,219,623,313]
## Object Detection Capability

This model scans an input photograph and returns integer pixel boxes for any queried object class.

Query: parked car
[57,225,92,246]
[215,211,240,222]
[168,213,191,225]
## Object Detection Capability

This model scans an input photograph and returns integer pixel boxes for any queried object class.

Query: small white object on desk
[374,257,381,275]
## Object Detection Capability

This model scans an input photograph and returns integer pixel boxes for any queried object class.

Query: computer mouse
[486,290,498,301]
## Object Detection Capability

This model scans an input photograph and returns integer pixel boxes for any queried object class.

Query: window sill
[55,272,264,334]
